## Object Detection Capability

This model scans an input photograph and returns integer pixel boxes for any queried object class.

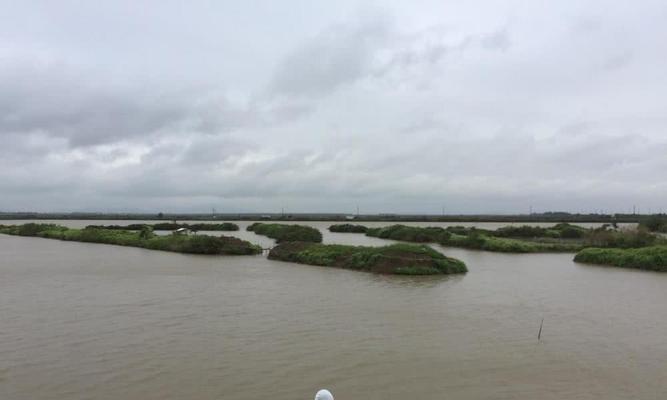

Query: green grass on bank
[268,242,467,275]
[574,246,667,272]
[247,223,322,243]
[0,223,260,255]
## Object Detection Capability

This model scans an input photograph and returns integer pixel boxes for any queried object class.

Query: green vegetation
[86,222,240,231]
[0,223,260,255]
[582,227,660,248]
[366,224,451,242]
[493,223,587,239]
[363,223,664,253]
[268,242,467,275]
[247,223,322,243]
[440,232,581,253]
[328,224,369,233]
[364,224,581,252]
[574,246,667,272]
[640,215,667,233]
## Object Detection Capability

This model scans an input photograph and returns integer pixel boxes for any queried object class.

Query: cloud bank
[1,0,666,213]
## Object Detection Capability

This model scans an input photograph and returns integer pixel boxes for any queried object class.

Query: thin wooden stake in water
[538,318,544,341]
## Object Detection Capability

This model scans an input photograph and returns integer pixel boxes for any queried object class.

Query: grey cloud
[179,136,253,166]
[1,1,667,213]
[480,29,511,51]
[374,27,511,77]
[601,50,634,71]
[268,18,392,97]
[0,64,252,148]
[268,18,512,102]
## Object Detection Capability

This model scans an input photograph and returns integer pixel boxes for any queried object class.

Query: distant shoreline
[0,212,646,223]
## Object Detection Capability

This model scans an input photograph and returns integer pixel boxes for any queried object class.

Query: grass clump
[574,246,667,272]
[0,223,260,255]
[247,223,322,243]
[268,242,467,275]
[328,224,369,233]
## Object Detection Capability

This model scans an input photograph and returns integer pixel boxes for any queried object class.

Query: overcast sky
[1,0,666,214]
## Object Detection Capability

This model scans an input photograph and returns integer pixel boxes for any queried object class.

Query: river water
[1,220,665,400]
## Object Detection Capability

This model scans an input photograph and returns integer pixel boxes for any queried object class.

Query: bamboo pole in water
[538,318,544,341]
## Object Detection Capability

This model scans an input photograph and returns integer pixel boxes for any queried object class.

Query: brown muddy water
[1,220,665,400]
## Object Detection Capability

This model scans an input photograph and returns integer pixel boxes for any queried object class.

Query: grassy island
[440,232,581,252]
[268,242,467,275]
[574,246,667,272]
[361,223,664,254]
[0,223,260,255]
[492,223,587,239]
[363,224,580,253]
[328,224,369,233]
[86,222,240,231]
[366,225,450,243]
[247,223,322,243]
